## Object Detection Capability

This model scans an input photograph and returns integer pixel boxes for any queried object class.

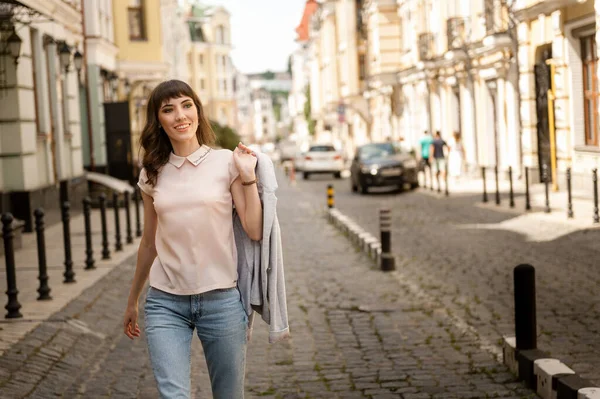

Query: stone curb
[327,207,600,399]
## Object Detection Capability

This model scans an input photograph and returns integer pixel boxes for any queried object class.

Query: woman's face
[157,96,199,144]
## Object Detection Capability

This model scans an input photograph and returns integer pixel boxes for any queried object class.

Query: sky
[201,0,307,74]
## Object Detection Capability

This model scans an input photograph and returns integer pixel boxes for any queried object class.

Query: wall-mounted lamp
[5,30,22,64]
[58,42,71,72]
[73,49,83,73]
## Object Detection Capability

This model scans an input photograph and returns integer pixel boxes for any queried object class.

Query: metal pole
[99,193,111,260]
[525,166,531,211]
[2,213,22,318]
[327,185,334,209]
[62,202,75,283]
[113,192,123,251]
[134,187,142,237]
[379,208,395,271]
[543,164,550,213]
[482,166,488,203]
[83,197,95,270]
[444,161,449,197]
[509,166,515,208]
[124,191,133,244]
[593,168,599,223]
[495,165,500,205]
[514,264,537,350]
[34,208,51,300]
[567,167,573,218]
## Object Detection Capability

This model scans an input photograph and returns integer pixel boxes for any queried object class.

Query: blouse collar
[168,145,211,168]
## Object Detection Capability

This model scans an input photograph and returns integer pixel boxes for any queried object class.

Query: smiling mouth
[174,123,191,131]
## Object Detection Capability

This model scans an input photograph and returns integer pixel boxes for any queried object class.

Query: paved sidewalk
[0,170,536,398]
[0,202,142,356]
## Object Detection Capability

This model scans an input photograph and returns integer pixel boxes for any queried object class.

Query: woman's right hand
[123,303,141,340]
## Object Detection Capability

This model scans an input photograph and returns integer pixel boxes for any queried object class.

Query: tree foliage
[211,121,241,151]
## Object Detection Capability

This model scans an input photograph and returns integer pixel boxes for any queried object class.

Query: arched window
[216,25,225,44]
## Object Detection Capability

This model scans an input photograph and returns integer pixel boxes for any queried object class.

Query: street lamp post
[58,42,72,204]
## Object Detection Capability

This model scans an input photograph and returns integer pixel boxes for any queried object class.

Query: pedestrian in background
[448,131,464,181]
[122,79,263,399]
[430,131,449,193]
[419,130,434,189]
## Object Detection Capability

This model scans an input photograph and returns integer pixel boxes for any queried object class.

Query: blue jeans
[144,286,248,399]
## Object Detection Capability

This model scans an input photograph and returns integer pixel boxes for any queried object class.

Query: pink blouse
[137,145,240,295]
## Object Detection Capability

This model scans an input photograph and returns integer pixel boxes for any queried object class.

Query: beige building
[187,5,236,127]
[0,0,87,230]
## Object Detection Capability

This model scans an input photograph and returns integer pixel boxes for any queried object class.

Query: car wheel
[303,172,310,180]
[359,184,368,195]
[334,172,342,179]
[410,182,419,190]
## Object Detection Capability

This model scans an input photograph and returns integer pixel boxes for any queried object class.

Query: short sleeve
[229,152,240,186]
[137,168,154,197]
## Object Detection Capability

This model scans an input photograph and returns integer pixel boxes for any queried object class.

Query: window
[223,79,227,92]
[199,54,204,64]
[216,25,225,44]
[359,55,366,80]
[582,34,598,146]
[128,0,145,40]
[200,79,205,90]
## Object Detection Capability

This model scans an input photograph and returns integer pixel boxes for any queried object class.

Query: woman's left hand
[233,142,258,180]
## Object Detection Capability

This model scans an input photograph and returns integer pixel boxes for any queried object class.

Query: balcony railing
[418,32,434,61]
[446,17,470,50]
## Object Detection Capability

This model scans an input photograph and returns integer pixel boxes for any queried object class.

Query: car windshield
[309,145,336,152]
[359,143,400,160]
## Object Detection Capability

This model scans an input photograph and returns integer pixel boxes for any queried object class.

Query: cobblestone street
[0,171,540,398]
[309,175,600,385]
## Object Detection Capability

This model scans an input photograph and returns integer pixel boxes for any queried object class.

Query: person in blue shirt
[419,130,434,189]
[430,131,450,193]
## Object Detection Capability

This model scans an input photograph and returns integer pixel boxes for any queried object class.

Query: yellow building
[112,0,169,172]
[187,5,236,127]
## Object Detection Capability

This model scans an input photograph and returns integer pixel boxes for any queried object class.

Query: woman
[448,131,464,180]
[122,79,262,398]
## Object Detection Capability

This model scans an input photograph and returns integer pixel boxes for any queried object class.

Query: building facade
[0,0,87,230]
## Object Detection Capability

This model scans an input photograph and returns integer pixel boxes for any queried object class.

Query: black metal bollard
[567,168,574,218]
[482,167,488,203]
[34,208,51,300]
[494,165,500,205]
[525,166,531,211]
[543,164,550,213]
[593,168,599,224]
[2,213,22,318]
[379,208,395,271]
[124,191,133,244]
[61,202,75,283]
[134,187,142,237]
[327,185,334,209]
[513,264,537,351]
[113,192,123,251]
[508,166,515,208]
[99,193,111,260]
[83,197,95,270]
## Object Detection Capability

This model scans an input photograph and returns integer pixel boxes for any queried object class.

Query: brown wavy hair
[139,79,216,186]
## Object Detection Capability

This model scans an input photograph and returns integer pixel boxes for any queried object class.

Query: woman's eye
[184,103,192,108]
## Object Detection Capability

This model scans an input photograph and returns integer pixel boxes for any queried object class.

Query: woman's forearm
[127,239,157,306]
[242,182,263,241]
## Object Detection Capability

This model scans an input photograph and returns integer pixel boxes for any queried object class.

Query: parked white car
[300,144,344,179]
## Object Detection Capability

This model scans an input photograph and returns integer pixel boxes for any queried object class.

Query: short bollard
[525,166,531,211]
[113,192,123,252]
[327,185,334,209]
[2,213,22,318]
[543,164,551,213]
[593,168,599,224]
[514,264,537,351]
[62,202,75,283]
[482,167,488,203]
[99,193,111,260]
[124,191,133,244]
[83,197,96,270]
[494,165,500,205]
[34,208,51,300]
[566,167,574,218]
[134,187,142,237]
[379,209,395,271]
[508,166,515,208]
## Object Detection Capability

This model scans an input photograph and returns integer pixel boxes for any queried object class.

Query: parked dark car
[350,142,419,194]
